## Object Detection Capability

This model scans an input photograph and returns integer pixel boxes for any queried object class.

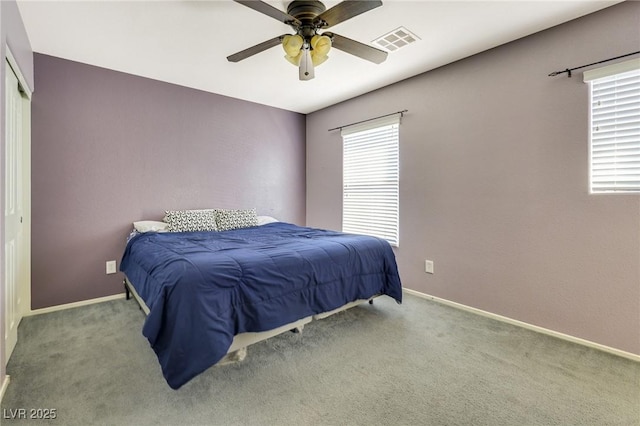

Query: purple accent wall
[1,0,33,387]
[306,2,640,355]
[31,54,305,309]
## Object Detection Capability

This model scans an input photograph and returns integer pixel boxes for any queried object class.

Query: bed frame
[123,277,375,364]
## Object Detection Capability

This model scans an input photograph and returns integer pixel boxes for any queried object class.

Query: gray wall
[306,1,640,356]
[31,54,306,310]
[1,0,33,390]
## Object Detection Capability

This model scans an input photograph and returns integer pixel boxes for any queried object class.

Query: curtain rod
[328,109,408,132]
[548,51,640,78]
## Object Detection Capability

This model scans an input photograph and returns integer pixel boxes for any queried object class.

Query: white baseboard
[26,293,126,317]
[404,288,640,363]
[0,375,10,404]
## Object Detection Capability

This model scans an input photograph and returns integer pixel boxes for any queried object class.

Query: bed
[120,220,402,389]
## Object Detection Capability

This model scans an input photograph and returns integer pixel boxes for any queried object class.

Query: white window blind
[342,114,400,246]
[585,59,640,193]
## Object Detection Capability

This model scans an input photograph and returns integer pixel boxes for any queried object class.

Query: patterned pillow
[163,209,218,232]
[215,208,259,231]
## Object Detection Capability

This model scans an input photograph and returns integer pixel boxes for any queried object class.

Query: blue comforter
[120,222,402,389]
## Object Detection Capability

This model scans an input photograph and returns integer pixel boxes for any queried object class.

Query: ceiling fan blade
[227,36,285,62]
[233,0,301,26]
[314,1,382,29]
[325,32,387,64]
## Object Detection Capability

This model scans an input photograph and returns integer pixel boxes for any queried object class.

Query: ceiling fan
[227,0,388,81]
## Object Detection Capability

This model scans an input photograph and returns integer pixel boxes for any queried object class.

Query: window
[584,59,640,193]
[342,114,400,246]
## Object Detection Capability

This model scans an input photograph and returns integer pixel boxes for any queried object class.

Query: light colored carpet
[2,293,639,425]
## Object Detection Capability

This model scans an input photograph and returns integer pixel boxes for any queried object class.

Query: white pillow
[133,220,170,233]
[257,216,279,226]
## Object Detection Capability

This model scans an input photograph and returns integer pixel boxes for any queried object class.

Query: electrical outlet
[425,260,434,274]
[106,260,117,275]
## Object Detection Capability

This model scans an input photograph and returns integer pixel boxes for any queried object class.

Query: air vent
[372,27,420,52]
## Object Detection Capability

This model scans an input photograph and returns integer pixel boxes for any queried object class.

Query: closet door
[4,60,24,364]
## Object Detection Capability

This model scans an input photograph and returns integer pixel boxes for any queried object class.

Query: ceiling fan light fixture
[311,52,328,66]
[229,0,387,79]
[283,33,332,71]
[311,34,332,57]
[299,45,315,81]
[282,34,304,57]
[285,52,303,66]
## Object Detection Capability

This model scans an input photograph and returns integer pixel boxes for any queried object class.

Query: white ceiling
[17,0,623,114]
